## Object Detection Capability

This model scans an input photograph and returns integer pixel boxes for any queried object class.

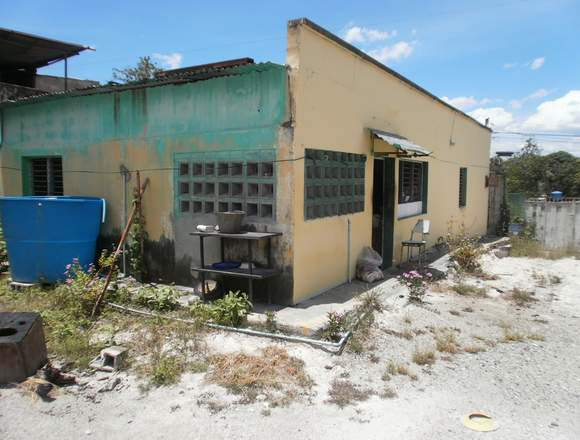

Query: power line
[493,131,580,138]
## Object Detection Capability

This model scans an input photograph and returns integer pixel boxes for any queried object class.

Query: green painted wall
[1,63,288,161]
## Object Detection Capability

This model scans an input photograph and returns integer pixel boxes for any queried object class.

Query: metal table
[190,230,282,302]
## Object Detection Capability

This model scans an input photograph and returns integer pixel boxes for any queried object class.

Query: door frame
[372,157,396,268]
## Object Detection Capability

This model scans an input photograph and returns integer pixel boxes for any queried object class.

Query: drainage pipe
[347,218,352,283]
[105,302,352,354]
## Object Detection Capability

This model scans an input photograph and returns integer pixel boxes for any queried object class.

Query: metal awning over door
[370,129,431,157]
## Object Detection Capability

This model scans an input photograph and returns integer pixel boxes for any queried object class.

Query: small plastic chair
[400,219,430,266]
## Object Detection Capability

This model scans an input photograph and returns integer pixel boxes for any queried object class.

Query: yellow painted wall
[287,21,491,303]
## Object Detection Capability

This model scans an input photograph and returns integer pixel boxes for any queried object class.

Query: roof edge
[0,62,285,108]
[288,18,492,132]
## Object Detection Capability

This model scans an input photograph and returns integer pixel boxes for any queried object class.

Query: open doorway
[372,157,395,268]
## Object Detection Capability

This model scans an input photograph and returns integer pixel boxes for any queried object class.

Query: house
[0,27,98,103]
[0,18,491,305]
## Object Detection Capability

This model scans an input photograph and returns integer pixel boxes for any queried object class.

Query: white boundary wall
[526,199,580,250]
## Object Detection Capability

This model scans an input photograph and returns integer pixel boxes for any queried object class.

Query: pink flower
[66,278,73,285]
[72,258,79,264]
[426,272,432,277]
[65,264,72,270]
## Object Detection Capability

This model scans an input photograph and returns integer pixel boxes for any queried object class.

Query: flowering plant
[396,270,433,302]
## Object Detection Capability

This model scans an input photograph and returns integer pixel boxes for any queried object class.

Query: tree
[504,138,544,196]
[112,56,163,84]
[504,138,580,197]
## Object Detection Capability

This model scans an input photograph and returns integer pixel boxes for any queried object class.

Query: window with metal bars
[398,161,425,204]
[26,157,64,196]
[459,167,467,207]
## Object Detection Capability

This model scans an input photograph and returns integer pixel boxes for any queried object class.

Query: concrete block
[0,312,47,384]
[90,345,128,371]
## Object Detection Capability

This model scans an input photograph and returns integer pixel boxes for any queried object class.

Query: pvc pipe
[105,302,352,354]
[347,218,352,283]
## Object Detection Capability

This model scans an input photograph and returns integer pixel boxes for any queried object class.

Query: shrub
[321,311,347,342]
[134,286,180,312]
[210,290,252,327]
[150,355,184,386]
[0,226,8,273]
[445,224,483,273]
[326,379,374,408]
[396,270,433,302]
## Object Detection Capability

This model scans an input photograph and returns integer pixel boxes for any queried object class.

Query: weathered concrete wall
[526,200,580,250]
[0,82,45,103]
[0,63,293,300]
[287,20,491,303]
[34,75,99,93]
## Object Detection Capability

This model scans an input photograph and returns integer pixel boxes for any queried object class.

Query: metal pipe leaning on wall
[105,302,352,354]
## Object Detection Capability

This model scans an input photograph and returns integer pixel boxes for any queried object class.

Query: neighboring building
[0,18,491,305]
[0,27,98,103]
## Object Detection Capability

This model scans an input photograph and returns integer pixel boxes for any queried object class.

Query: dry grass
[380,386,398,399]
[510,288,537,306]
[326,379,374,408]
[412,347,436,365]
[402,312,413,325]
[206,346,312,404]
[451,283,488,298]
[435,331,460,354]
[473,335,497,347]
[511,237,579,259]
[528,332,546,341]
[383,360,418,381]
[500,327,526,343]
[463,344,487,354]
[383,327,416,340]
[449,309,461,316]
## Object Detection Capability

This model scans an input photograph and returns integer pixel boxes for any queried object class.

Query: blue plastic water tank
[0,196,105,283]
[550,191,563,201]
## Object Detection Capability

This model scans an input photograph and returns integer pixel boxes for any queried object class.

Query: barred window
[459,167,467,207]
[26,157,63,196]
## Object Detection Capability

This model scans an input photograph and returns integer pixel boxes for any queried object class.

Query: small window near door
[398,160,428,218]
[459,167,467,207]
[25,157,64,196]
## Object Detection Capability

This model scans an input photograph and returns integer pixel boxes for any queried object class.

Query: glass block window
[175,150,275,221]
[304,148,366,220]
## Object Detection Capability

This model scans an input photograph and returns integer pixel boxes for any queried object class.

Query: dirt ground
[1,254,579,440]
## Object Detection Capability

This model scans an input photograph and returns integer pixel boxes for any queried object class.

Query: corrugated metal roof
[0,62,282,107]
[371,129,432,156]
[0,27,89,69]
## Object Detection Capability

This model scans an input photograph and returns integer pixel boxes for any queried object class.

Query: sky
[3,0,580,155]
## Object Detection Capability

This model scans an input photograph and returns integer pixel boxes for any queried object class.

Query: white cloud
[503,62,517,69]
[441,96,493,111]
[530,57,545,70]
[152,52,183,70]
[510,88,552,110]
[367,41,414,63]
[522,90,580,131]
[343,26,395,44]
[468,107,515,130]
[529,88,550,99]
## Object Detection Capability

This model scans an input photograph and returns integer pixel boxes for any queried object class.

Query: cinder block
[0,312,47,383]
